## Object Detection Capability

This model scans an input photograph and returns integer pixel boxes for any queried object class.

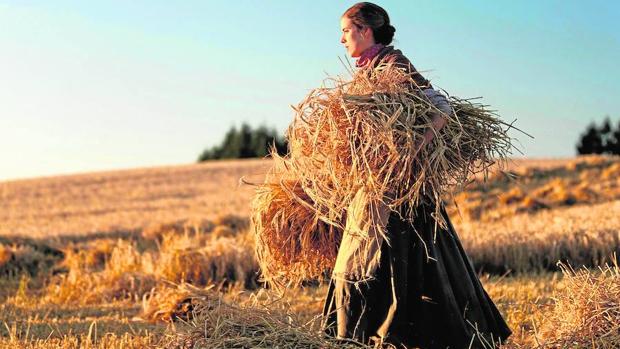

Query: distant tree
[576,116,620,155]
[251,125,272,158]
[600,117,613,152]
[576,122,604,155]
[198,123,287,162]
[239,123,253,158]
[251,125,287,158]
[609,120,620,155]
[220,126,243,158]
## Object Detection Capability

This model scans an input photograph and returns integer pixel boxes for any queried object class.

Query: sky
[0,1,618,181]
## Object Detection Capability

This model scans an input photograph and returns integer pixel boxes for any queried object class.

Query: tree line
[576,117,620,155]
[197,123,287,162]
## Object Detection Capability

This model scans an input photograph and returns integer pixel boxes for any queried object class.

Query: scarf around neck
[355,43,385,68]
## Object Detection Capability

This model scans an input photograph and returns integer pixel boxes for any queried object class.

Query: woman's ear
[362,26,373,41]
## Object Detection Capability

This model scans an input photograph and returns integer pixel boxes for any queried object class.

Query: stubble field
[1,155,619,348]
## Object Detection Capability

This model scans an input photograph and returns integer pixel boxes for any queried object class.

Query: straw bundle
[253,170,342,289]
[252,60,521,287]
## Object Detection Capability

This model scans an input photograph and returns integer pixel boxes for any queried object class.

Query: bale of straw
[252,61,521,287]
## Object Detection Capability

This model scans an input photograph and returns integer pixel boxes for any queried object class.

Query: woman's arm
[379,50,452,152]
[415,88,453,154]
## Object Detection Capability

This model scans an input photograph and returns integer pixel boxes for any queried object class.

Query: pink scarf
[355,43,385,67]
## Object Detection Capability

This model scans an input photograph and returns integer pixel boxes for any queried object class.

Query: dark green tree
[198,123,288,162]
[600,117,613,152]
[219,126,242,158]
[251,125,275,158]
[609,120,620,155]
[576,116,620,155]
[576,122,604,155]
[239,123,255,158]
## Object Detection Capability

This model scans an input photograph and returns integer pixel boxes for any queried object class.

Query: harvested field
[0,157,579,239]
[0,159,269,238]
[1,155,619,347]
[458,200,620,273]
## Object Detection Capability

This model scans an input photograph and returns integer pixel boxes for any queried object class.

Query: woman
[321,3,512,348]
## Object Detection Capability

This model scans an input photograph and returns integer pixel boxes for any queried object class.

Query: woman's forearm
[423,112,448,144]
[415,88,452,152]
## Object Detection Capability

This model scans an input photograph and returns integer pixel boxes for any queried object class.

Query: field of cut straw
[1,155,619,348]
[0,159,269,238]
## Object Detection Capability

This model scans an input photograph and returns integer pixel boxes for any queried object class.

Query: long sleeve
[416,88,452,150]
[422,88,454,117]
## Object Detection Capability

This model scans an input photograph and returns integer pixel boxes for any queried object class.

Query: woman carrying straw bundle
[318,3,512,348]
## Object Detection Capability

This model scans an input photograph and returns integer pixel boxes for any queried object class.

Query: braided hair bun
[374,24,395,45]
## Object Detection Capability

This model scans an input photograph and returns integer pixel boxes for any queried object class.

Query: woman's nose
[340,34,345,44]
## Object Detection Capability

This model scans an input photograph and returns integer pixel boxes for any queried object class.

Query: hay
[0,242,63,277]
[539,258,620,348]
[156,232,259,289]
[252,176,341,290]
[140,283,217,323]
[142,219,215,242]
[162,289,369,349]
[252,61,524,287]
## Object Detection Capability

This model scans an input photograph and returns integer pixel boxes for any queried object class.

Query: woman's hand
[413,88,452,156]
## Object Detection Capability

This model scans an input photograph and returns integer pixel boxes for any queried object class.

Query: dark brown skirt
[322,201,512,348]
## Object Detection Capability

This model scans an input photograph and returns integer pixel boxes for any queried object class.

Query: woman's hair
[342,2,395,45]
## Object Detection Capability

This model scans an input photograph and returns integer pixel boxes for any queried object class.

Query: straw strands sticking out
[252,170,342,290]
[539,258,620,347]
[252,60,523,288]
[164,292,368,349]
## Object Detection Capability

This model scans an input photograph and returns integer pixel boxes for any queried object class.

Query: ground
[1,155,619,348]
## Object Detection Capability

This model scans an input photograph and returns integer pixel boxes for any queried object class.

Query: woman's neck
[355,43,385,67]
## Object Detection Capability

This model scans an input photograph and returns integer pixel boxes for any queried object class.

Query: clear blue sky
[1,1,618,181]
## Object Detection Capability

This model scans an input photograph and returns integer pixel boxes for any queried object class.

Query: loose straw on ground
[162,291,369,349]
[539,258,620,348]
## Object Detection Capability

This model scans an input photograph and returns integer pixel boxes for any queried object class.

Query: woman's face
[340,16,374,58]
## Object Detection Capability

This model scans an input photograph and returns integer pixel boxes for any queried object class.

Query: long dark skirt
[322,201,512,348]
